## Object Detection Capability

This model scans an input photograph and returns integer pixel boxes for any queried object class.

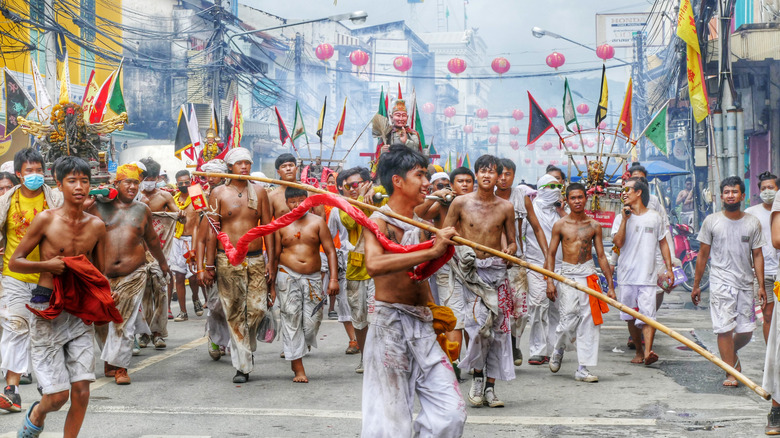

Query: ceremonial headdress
[224,147,253,165]
[431,172,450,182]
[116,163,142,182]
[206,128,217,139]
[392,99,407,114]
[201,159,227,174]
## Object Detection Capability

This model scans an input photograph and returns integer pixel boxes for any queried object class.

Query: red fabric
[586,274,610,326]
[27,255,123,326]
[217,193,454,281]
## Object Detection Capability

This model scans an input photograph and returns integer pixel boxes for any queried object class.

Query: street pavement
[0,287,774,437]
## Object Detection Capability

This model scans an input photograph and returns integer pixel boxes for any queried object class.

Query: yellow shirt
[340,199,373,281]
[3,191,46,283]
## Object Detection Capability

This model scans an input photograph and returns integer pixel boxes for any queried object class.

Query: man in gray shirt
[692,176,765,388]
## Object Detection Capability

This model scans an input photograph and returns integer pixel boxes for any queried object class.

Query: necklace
[231,184,246,198]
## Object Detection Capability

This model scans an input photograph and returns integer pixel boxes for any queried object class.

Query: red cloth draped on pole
[27,255,123,325]
[216,193,453,281]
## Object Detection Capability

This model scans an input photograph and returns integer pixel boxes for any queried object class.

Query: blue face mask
[156,181,166,188]
[23,173,44,191]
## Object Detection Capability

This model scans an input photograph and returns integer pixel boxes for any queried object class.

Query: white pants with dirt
[346,278,374,330]
[554,261,600,368]
[709,282,756,334]
[618,284,657,327]
[437,264,466,331]
[527,269,560,357]
[763,281,780,402]
[361,301,467,438]
[205,282,230,347]
[276,266,325,361]
[320,252,350,323]
[0,277,35,375]
[508,264,529,340]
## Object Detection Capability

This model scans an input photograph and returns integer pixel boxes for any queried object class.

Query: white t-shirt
[525,198,560,266]
[698,211,764,289]
[773,196,780,278]
[745,204,779,278]
[508,186,527,256]
[611,209,665,286]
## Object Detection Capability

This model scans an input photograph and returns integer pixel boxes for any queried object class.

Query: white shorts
[0,276,35,375]
[29,304,95,395]
[169,236,194,278]
[754,276,777,305]
[710,282,756,334]
[347,279,375,330]
[618,284,657,327]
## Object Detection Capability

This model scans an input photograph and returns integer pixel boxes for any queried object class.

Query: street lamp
[531,26,632,66]
[227,11,368,45]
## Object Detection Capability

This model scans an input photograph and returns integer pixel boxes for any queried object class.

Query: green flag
[412,100,426,150]
[107,61,126,115]
[378,87,386,117]
[639,100,669,155]
[291,102,308,145]
[562,78,579,133]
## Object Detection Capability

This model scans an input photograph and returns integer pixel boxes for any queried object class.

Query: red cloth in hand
[586,274,610,325]
[27,255,123,326]
[217,193,453,281]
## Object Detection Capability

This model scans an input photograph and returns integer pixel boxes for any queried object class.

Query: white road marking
[88,405,657,426]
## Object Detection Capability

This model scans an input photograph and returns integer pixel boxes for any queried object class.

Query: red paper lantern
[555,125,564,133]
[444,106,456,118]
[476,108,489,119]
[587,140,595,148]
[489,136,498,144]
[599,121,607,129]
[571,143,579,150]
[576,103,589,115]
[577,160,584,165]
[510,140,520,150]
[524,158,532,164]
[490,125,500,135]
[542,141,553,151]
[491,57,510,75]
[596,44,615,62]
[349,50,369,67]
[512,109,524,121]
[550,160,558,165]
[537,159,545,165]
[509,126,519,136]
[545,108,558,118]
[604,138,612,145]
[565,140,575,148]
[562,160,568,166]
[463,125,474,134]
[393,55,412,72]
[422,102,435,114]
[528,143,536,151]
[315,43,334,61]
[447,58,467,75]
[546,51,565,70]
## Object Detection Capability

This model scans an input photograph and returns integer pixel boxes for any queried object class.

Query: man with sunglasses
[612,177,674,366]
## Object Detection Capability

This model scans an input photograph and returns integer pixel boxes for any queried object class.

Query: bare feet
[722,378,738,387]
[291,359,308,383]
[630,354,644,364]
[644,351,659,366]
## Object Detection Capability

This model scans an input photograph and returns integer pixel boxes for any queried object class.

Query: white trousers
[437,265,466,330]
[205,282,230,347]
[361,302,466,438]
[276,266,325,361]
[527,269,560,357]
[101,292,147,368]
[0,277,35,375]
[764,286,780,402]
[554,262,600,367]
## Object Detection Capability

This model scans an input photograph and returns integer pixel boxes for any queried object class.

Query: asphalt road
[0,288,773,437]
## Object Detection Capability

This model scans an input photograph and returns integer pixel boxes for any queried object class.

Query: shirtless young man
[170,170,202,321]
[138,158,177,213]
[443,154,517,408]
[200,147,275,383]
[9,156,107,438]
[545,183,615,382]
[268,153,324,219]
[88,163,171,385]
[274,188,339,383]
[361,144,466,436]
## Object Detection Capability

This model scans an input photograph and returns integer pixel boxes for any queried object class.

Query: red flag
[397,83,402,100]
[89,71,115,123]
[333,98,347,144]
[618,78,633,138]
[275,106,291,147]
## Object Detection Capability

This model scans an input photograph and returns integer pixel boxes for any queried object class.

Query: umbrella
[569,160,689,183]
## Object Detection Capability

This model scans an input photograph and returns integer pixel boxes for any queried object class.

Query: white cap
[430,172,450,182]
[250,171,267,187]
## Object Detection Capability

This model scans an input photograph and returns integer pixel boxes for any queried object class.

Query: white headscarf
[0,161,13,174]
[201,159,228,174]
[535,174,560,207]
[224,147,253,165]
[431,172,449,182]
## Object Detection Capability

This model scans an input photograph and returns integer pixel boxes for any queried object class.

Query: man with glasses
[612,177,673,366]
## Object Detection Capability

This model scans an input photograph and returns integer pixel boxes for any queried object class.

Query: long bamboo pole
[195,171,771,400]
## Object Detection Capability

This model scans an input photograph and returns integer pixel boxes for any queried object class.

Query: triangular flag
[639,100,670,155]
[31,60,51,120]
[58,51,71,104]
[444,151,452,173]
[3,68,36,135]
[316,96,327,142]
[677,0,699,53]
[412,100,426,152]
[456,153,463,168]
[90,70,116,123]
[527,91,554,145]
[187,103,202,149]
[595,65,608,128]
[209,101,219,136]
[618,78,633,138]
[107,59,126,115]
[463,153,471,169]
[174,105,193,160]
[81,70,99,123]
[562,78,579,133]
[275,106,292,149]
[333,97,347,145]
[223,115,233,147]
[397,83,403,100]
[377,87,387,117]
[291,102,308,147]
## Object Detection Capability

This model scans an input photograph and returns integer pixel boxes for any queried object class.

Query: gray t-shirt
[698,211,764,289]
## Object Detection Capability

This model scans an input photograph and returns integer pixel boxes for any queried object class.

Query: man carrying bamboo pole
[443,155,517,408]
[361,145,465,436]
[612,177,673,366]
[763,186,780,434]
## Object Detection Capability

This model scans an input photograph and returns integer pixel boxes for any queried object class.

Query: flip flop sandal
[18,401,43,437]
[722,379,739,387]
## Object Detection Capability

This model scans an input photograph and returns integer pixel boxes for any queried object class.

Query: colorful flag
[686,43,709,123]
[463,153,471,169]
[107,59,126,115]
[595,65,608,128]
[562,78,579,133]
[639,100,670,155]
[185,104,201,161]
[89,70,116,123]
[618,78,633,138]
[209,101,219,136]
[333,97,347,144]
[291,102,308,147]
[316,96,327,142]
[81,70,99,123]
[58,51,70,104]
[526,91,554,145]
[456,153,463,168]
[377,87,386,117]
[31,60,51,120]
[174,105,193,160]
[412,100,426,151]
[677,0,699,51]
[275,106,291,147]
[228,97,243,148]
[3,68,36,135]
[444,151,453,173]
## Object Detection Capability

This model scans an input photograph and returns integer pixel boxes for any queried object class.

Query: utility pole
[632,31,649,160]
[212,0,225,123]
[294,32,303,103]
[44,0,57,100]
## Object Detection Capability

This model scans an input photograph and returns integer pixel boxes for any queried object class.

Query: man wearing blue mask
[0,149,62,412]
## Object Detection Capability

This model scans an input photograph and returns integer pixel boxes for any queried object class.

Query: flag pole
[337,118,372,162]
[554,128,584,175]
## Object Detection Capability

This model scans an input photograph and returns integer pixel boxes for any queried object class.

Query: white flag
[31,60,51,121]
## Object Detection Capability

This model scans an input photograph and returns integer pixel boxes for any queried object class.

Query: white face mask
[760,189,777,205]
[140,181,156,192]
